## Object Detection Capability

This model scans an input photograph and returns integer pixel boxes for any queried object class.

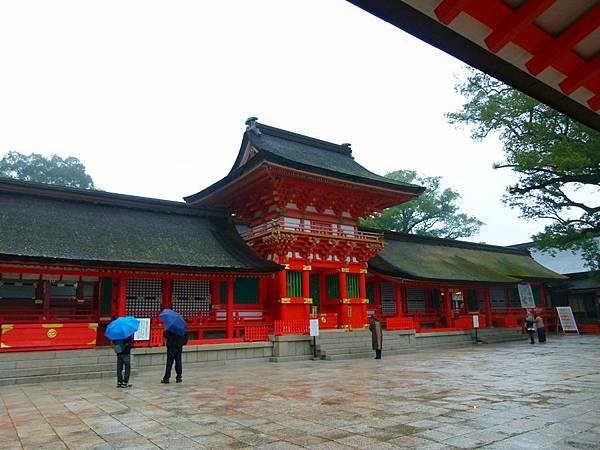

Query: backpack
[113,341,124,354]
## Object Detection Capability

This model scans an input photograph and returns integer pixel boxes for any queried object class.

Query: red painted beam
[434,0,473,25]
[526,6,600,75]
[485,0,556,53]
[559,55,600,95]
[589,93,600,111]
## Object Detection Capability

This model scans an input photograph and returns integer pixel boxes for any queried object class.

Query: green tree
[360,170,483,239]
[448,68,600,270]
[0,151,94,189]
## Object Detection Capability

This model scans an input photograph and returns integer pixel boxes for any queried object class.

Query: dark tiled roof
[0,179,280,272]
[369,231,567,283]
[185,120,424,202]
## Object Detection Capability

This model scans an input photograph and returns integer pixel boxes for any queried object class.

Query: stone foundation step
[322,348,415,361]
[0,368,138,386]
[269,355,314,363]
[0,362,116,379]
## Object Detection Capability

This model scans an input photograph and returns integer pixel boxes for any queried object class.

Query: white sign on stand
[472,315,480,329]
[518,283,536,309]
[309,319,320,337]
[556,306,579,333]
[134,318,151,341]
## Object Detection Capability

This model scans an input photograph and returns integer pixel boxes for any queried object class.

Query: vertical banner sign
[517,283,536,309]
[556,307,579,333]
[134,318,151,341]
[309,319,319,337]
[472,315,480,329]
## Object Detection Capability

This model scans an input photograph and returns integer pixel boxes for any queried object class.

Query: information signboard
[556,307,579,333]
[518,283,536,309]
[472,314,480,329]
[309,319,319,337]
[134,318,151,341]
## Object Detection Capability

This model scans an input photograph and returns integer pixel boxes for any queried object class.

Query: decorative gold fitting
[362,298,369,304]
[42,324,64,328]
[279,298,291,304]
[340,298,350,304]
[340,267,350,273]
[359,268,368,274]
[47,329,58,339]
[1,324,14,333]
[283,264,290,270]
[302,265,312,271]
[303,298,313,304]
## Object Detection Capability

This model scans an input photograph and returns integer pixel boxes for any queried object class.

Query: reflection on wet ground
[1,335,599,449]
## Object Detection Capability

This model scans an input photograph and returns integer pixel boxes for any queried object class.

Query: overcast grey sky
[0,0,551,245]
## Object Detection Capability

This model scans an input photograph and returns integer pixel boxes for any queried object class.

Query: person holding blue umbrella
[159,309,188,384]
[105,316,139,388]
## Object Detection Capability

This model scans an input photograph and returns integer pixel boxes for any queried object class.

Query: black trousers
[527,330,535,344]
[164,346,183,380]
[375,349,382,359]
[537,327,546,343]
[117,354,131,383]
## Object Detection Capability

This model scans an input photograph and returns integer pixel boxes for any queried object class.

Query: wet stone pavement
[1,335,599,450]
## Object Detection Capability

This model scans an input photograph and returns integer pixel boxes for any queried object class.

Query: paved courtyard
[1,335,599,450]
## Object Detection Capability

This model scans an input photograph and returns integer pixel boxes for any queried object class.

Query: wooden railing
[241,218,382,242]
[273,319,309,336]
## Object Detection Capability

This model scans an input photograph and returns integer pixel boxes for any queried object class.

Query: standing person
[535,311,546,343]
[369,315,383,359]
[161,329,188,384]
[525,310,536,345]
[114,334,134,388]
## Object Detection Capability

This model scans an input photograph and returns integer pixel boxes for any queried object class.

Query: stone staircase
[0,347,129,386]
[474,327,527,344]
[316,329,415,361]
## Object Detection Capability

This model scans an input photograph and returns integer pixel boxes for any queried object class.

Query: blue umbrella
[105,316,140,341]
[159,309,187,336]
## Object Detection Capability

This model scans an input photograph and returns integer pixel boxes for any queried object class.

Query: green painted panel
[366,282,374,304]
[309,274,320,306]
[467,289,478,312]
[220,278,260,304]
[326,275,339,299]
[347,274,359,298]
[286,271,302,297]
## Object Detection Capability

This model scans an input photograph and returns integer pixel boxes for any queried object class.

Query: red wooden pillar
[211,281,220,309]
[302,270,310,299]
[484,287,493,328]
[279,270,287,298]
[539,284,548,307]
[117,275,127,317]
[394,284,403,318]
[226,277,234,339]
[358,273,366,299]
[373,280,381,310]
[443,288,452,327]
[162,279,172,311]
[339,271,347,298]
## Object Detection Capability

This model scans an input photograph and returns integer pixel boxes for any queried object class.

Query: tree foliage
[448,68,600,270]
[0,151,94,189]
[360,170,483,239]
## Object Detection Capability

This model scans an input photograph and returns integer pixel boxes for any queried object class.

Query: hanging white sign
[134,318,151,341]
[309,319,319,337]
[517,283,536,309]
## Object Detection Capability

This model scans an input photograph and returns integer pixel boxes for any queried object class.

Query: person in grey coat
[369,315,383,359]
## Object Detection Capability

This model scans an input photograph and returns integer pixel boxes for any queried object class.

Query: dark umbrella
[159,309,187,336]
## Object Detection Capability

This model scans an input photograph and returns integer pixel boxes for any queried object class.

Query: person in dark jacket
[114,334,134,388]
[369,315,383,359]
[161,330,188,383]
[525,311,536,345]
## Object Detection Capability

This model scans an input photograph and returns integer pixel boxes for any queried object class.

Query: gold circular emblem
[47,329,57,339]
[320,316,327,323]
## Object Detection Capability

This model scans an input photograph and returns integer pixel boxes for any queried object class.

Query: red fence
[273,320,309,336]
[243,325,270,342]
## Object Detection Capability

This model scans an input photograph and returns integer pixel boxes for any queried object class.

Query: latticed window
[347,274,359,298]
[326,275,340,299]
[172,280,211,318]
[126,278,162,317]
[286,271,302,297]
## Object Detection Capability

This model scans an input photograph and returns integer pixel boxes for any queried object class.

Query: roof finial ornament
[245,117,261,135]
[341,143,352,154]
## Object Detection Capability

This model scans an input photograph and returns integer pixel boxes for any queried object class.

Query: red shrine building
[0,119,565,352]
